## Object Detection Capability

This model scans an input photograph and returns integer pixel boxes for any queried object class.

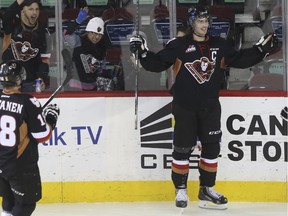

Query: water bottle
[35,79,42,93]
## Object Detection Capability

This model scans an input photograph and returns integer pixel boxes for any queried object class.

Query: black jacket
[72,33,107,83]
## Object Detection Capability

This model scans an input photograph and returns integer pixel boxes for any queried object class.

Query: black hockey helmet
[187,5,211,28]
[0,61,26,87]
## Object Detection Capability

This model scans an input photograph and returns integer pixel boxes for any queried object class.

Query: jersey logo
[184,57,215,84]
[30,97,41,108]
[185,45,196,53]
[80,54,103,74]
[11,39,39,62]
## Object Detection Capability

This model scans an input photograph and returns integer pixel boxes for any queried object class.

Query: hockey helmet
[187,5,211,28]
[0,61,26,86]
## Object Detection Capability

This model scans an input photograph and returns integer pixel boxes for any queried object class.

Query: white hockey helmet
[85,17,105,35]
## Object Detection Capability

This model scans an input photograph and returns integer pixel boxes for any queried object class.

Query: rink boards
[37,96,288,203]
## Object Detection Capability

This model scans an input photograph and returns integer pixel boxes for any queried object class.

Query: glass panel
[271,18,283,42]
[153,19,184,44]
[41,0,56,7]
[106,21,135,45]
[226,0,284,91]
[133,0,154,5]
[224,0,245,2]
[0,0,13,7]
[45,1,60,92]
[86,0,108,6]
[209,19,231,39]
[0,0,285,92]
[267,60,284,74]
[178,0,199,3]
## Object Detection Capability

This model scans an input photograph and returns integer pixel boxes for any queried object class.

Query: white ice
[33,201,288,216]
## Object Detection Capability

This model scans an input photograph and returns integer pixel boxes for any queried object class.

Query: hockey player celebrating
[0,61,60,216]
[129,5,278,210]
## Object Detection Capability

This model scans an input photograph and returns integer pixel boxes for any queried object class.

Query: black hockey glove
[281,106,288,121]
[255,32,278,55]
[129,35,148,58]
[43,104,60,129]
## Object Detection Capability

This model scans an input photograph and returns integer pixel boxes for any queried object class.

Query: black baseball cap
[22,0,42,7]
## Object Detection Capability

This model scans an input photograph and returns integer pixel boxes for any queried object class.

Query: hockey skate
[175,188,189,208]
[198,186,228,210]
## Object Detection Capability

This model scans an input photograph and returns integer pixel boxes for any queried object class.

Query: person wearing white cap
[65,17,114,91]
[85,17,104,36]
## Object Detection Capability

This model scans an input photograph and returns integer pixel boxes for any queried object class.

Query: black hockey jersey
[72,33,107,83]
[0,90,51,178]
[140,35,265,110]
[1,1,49,83]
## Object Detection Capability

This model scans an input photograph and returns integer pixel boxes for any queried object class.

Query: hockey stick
[43,49,73,108]
[134,0,140,130]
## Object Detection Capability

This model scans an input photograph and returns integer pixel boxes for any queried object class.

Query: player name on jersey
[0,99,23,114]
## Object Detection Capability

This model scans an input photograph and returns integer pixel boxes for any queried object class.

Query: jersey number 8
[0,115,16,147]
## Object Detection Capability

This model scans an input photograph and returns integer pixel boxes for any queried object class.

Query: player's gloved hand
[76,8,88,24]
[43,104,60,129]
[255,32,278,55]
[129,35,148,58]
[280,106,288,121]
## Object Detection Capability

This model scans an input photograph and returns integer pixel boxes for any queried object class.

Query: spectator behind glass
[64,17,113,91]
[1,0,50,92]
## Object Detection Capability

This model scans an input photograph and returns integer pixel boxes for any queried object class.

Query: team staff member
[2,0,50,92]
[0,61,60,216]
[130,5,278,210]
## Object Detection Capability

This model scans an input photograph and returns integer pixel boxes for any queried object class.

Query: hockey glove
[255,32,278,55]
[281,106,288,121]
[76,8,88,24]
[43,104,60,129]
[129,35,148,58]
